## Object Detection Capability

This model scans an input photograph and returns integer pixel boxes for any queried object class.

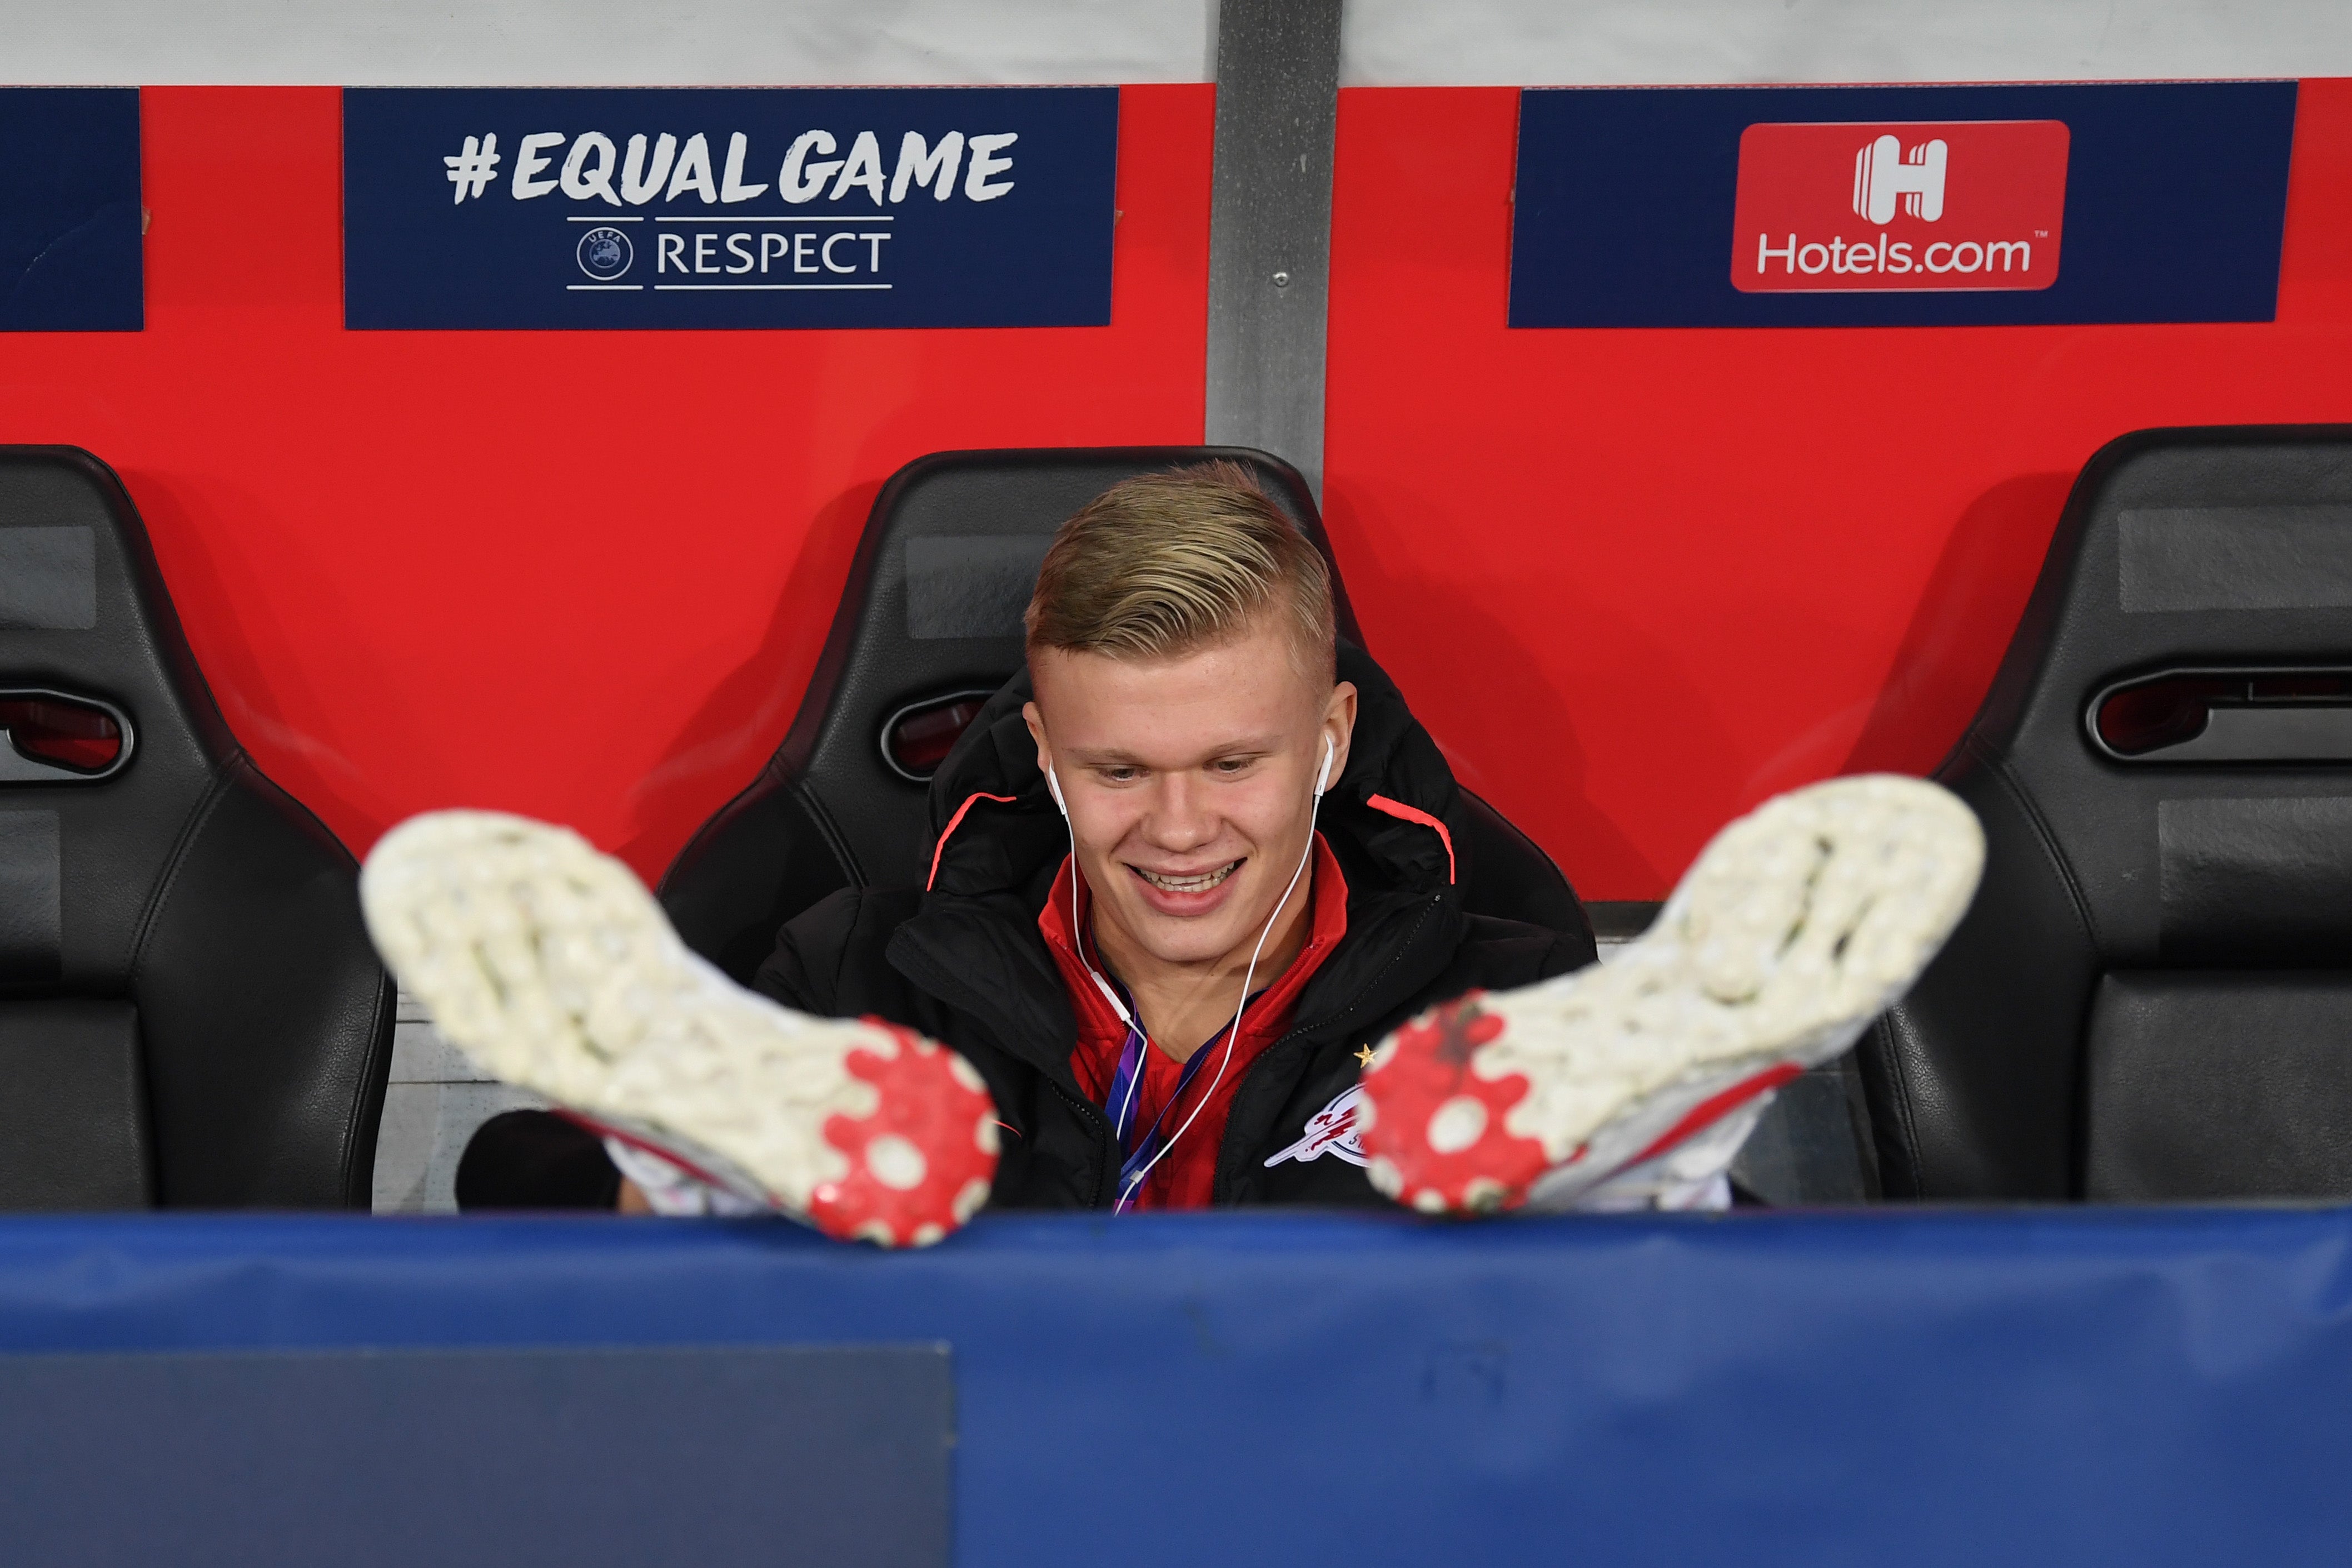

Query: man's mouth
[1130,860,1243,895]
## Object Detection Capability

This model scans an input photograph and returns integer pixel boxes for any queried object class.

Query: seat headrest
[0,447,238,988]
[1970,425,2352,964]
[0,448,231,757]
[776,446,1356,889]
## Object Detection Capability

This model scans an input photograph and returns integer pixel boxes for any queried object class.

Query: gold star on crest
[1354,1044,1376,1069]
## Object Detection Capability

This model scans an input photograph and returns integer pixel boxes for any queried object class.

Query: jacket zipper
[1056,1080,1122,1207]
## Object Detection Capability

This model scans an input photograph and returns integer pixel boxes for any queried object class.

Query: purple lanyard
[1100,974,1250,1211]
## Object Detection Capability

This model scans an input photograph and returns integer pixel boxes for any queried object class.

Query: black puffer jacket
[751,645,1594,1209]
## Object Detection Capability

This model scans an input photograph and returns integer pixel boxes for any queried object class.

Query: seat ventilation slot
[0,690,132,782]
[879,690,996,783]
[2091,667,2352,763]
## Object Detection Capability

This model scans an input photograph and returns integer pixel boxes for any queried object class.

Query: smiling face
[1025,611,1356,980]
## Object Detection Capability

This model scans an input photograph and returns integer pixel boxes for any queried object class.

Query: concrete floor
[370,991,546,1214]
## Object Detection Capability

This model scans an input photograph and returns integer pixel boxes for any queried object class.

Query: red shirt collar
[1038,834,1351,1055]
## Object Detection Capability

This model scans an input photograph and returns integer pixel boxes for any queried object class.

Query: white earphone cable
[1115,735,1332,1207]
[1050,736,1336,1210]
[1053,767,1147,1130]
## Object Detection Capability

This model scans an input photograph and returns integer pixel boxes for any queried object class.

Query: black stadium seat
[660,446,1593,982]
[0,447,393,1209]
[1866,426,2352,1201]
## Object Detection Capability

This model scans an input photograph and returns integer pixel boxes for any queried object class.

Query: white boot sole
[359,811,998,1246]
[1358,775,1984,1214]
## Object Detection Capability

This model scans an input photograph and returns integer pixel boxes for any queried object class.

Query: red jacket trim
[926,792,1019,891]
[1364,793,1456,885]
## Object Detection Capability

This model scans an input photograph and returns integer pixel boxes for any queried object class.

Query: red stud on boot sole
[1358,993,1554,1215]
[809,1019,1000,1248]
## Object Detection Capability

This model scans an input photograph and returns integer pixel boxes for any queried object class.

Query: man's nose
[1141,773,1219,852]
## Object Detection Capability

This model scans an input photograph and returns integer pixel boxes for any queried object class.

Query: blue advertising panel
[343,87,1118,330]
[1509,81,2298,328]
[0,1344,951,1567]
[0,89,142,332]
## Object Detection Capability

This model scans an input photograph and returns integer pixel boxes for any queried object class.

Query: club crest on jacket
[1264,1083,1368,1168]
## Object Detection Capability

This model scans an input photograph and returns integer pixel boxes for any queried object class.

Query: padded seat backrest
[1868,426,2352,1199]
[0,448,392,1208]
[662,446,1590,981]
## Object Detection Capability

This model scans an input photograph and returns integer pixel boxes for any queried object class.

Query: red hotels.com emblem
[1731,119,2069,293]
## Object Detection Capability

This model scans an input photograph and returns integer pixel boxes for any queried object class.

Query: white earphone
[1047,732,1336,1207]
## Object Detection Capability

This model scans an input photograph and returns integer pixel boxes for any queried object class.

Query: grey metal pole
[1204,0,1343,502]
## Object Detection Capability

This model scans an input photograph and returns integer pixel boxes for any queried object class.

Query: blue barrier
[1,1207,2346,1565]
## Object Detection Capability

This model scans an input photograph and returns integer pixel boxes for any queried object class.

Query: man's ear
[1322,681,1359,784]
[1021,700,1052,780]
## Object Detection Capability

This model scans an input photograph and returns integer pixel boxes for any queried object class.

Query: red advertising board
[1730,119,2070,293]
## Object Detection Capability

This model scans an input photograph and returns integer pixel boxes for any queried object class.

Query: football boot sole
[1357,775,1984,1214]
[360,810,998,1246]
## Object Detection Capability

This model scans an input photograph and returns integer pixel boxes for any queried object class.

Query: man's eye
[1099,768,1141,783]
[1212,758,1252,775]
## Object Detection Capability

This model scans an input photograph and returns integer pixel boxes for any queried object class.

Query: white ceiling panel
[0,0,1215,86]
[1341,0,2352,86]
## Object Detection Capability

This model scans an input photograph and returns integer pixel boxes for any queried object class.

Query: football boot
[1358,775,1982,1214]
[361,811,998,1246]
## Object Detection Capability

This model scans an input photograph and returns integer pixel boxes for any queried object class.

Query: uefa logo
[576,226,634,281]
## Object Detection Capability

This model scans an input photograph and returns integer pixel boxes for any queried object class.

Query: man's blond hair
[1023,461,1336,681]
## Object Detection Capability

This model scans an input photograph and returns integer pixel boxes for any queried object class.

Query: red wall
[0,84,1212,879]
[11,81,2348,902]
[1324,82,2352,899]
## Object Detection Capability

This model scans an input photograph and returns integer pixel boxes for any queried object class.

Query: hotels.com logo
[1731,119,2069,293]
[1853,134,1946,222]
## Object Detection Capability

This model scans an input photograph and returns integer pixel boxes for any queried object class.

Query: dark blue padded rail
[1,1208,2348,1565]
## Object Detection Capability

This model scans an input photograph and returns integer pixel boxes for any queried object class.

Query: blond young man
[738,463,1597,1216]
[370,466,1980,1242]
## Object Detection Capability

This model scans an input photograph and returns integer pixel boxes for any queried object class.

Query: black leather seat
[0,448,393,1209]
[1866,426,2352,1201]
[660,446,1592,981]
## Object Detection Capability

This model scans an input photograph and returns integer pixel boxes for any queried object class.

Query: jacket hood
[920,642,1462,908]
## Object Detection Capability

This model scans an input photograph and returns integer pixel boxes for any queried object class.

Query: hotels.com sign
[1509,83,2293,327]
[1730,119,2069,293]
